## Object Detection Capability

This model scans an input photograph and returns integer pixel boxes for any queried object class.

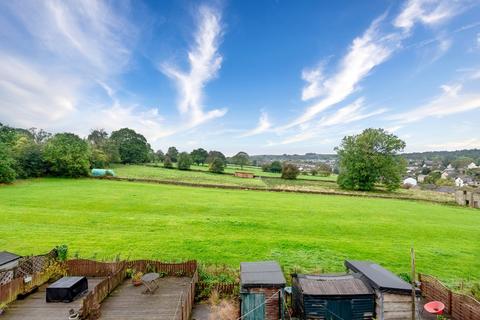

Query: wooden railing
[419,274,480,320]
[173,268,199,320]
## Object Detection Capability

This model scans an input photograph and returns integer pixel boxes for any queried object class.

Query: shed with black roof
[345,260,419,320]
[292,273,375,320]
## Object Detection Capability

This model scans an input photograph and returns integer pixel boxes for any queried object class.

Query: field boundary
[94,176,456,205]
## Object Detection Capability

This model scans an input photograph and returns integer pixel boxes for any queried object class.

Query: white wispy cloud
[161,5,227,127]
[280,98,386,144]
[394,0,460,32]
[240,111,272,137]
[284,15,395,129]
[422,138,480,151]
[389,83,480,123]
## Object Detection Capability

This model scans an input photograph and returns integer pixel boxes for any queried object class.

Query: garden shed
[345,260,418,320]
[292,273,375,320]
[240,261,286,320]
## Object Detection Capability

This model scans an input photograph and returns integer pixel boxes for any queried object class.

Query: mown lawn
[0,178,478,285]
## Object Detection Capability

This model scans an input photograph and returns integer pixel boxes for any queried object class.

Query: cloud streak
[161,5,227,127]
[240,111,272,137]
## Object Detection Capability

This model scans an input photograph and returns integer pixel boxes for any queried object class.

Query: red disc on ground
[424,301,445,315]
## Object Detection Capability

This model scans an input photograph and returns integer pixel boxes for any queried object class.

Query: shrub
[261,163,271,172]
[177,152,192,170]
[281,163,299,179]
[209,157,225,173]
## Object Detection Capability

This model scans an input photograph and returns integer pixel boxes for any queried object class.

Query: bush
[261,163,271,172]
[177,152,192,170]
[163,156,173,169]
[0,143,16,183]
[44,133,91,177]
[14,139,45,178]
[209,157,225,173]
[281,163,299,179]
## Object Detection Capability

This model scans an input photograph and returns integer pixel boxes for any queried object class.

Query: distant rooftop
[345,260,412,294]
[240,261,286,288]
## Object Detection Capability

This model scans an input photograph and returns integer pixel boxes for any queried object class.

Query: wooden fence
[0,268,51,305]
[174,268,199,320]
[419,274,480,320]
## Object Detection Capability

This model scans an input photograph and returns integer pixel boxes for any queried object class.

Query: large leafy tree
[166,146,179,163]
[206,150,226,165]
[190,148,208,165]
[270,161,282,173]
[110,128,150,164]
[336,128,406,191]
[13,136,46,178]
[44,133,91,177]
[209,157,225,173]
[231,151,250,169]
[281,163,299,179]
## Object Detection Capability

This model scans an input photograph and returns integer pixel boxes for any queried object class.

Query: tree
[166,146,179,163]
[207,150,226,165]
[281,163,299,179]
[110,128,150,164]
[261,163,271,172]
[270,161,282,173]
[335,128,406,191]
[28,128,51,144]
[155,150,165,162]
[163,155,173,168]
[0,143,16,183]
[452,156,475,169]
[316,163,332,177]
[13,137,46,178]
[87,129,108,148]
[44,133,91,177]
[190,148,208,165]
[209,157,225,173]
[90,148,108,168]
[177,152,192,170]
[232,151,250,169]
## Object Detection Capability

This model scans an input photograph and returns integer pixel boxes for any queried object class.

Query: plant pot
[132,280,142,287]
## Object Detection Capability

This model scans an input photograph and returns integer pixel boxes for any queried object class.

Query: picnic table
[141,273,160,294]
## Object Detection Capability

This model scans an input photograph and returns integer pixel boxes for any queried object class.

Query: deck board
[99,277,191,320]
[2,278,105,320]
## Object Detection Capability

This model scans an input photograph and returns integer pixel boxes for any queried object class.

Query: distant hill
[250,149,480,164]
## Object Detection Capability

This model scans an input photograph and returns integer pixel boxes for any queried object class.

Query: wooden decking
[99,277,192,320]
[2,278,104,320]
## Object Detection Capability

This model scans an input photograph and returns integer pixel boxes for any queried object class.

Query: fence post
[448,290,452,315]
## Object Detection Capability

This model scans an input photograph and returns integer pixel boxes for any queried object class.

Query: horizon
[1,0,480,154]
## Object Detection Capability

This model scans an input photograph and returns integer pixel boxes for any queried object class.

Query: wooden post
[411,247,416,320]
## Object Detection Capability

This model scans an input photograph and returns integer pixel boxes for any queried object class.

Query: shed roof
[0,251,21,266]
[240,261,286,288]
[345,260,412,294]
[295,273,373,296]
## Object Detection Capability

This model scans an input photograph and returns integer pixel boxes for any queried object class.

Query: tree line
[1,123,408,192]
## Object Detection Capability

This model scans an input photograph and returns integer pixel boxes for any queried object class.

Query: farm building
[292,273,375,319]
[345,260,418,320]
[455,189,480,208]
[240,261,286,320]
[0,251,21,271]
[235,171,255,178]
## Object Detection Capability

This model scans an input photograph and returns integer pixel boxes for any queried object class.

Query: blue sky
[0,0,479,155]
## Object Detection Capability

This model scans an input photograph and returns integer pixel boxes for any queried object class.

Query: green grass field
[111,164,455,203]
[1,178,478,285]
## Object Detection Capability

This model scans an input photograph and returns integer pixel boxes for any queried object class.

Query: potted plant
[132,271,143,286]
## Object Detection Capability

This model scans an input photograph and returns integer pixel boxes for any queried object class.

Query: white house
[455,177,464,187]
[467,162,478,169]
[417,174,427,183]
[403,177,417,186]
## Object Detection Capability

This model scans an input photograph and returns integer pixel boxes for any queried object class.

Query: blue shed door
[242,293,265,320]
[326,300,353,320]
